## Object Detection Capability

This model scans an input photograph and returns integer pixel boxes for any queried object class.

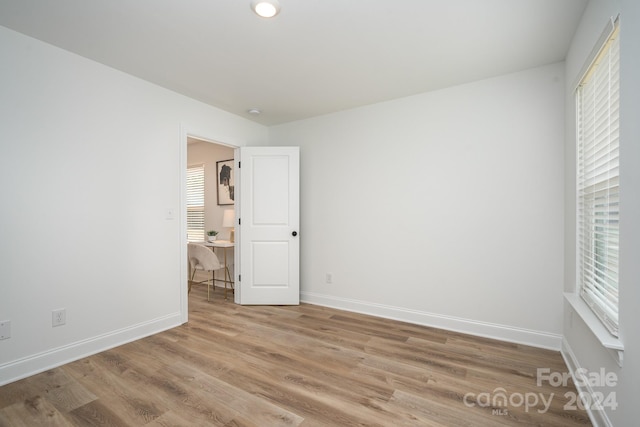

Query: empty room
[0,0,638,426]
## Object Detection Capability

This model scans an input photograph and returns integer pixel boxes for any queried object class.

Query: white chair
[188,243,223,301]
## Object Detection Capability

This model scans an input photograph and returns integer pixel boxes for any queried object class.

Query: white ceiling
[0,0,588,126]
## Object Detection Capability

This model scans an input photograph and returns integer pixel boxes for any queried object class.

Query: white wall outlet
[165,208,175,220]
[0,320,10,340]
[325,273,333,284]
[52,309,66,327]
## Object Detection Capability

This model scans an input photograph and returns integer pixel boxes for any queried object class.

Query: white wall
[563,0,640,426]
[0,26,267,384]
[270,62,566,349]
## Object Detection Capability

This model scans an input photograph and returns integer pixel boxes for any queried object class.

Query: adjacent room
[186,138,236,299]
[1,0,638,426]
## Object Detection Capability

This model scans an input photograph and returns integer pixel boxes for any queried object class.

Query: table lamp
[222,209,235,243]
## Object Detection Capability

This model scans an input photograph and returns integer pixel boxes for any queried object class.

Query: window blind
[576,23,620,337]
[187,165,205,242]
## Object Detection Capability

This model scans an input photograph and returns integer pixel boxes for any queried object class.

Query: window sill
[564,293,624,366]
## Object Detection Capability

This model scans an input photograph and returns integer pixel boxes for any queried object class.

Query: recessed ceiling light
[248,108,262,115]
[251,0,280,18]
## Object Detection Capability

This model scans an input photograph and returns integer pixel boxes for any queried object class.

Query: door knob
[292,231,298,237]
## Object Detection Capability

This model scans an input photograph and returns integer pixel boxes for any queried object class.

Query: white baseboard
[561,339,613,427]
[301,291,562,350]
[0,313,182,386]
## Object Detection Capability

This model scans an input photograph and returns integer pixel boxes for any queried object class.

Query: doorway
[182,134,238,322]
[180,132,300,319]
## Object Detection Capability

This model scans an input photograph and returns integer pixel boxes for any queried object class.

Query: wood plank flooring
[0,284,591,426]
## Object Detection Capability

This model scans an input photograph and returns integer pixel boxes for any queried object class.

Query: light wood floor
[0,283,591,426]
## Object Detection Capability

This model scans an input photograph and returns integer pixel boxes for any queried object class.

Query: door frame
[179,124,239,324]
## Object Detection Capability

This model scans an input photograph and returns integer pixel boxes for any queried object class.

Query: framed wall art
[216,159,234,205]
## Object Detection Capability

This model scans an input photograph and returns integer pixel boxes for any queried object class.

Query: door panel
[238,147,299,305]
[252,242,289,286]
[252,155,290,225]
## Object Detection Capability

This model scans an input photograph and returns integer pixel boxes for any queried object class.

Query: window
[187,165,205,242]
[576,20,620,337]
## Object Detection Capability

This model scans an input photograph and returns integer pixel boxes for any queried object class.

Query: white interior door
[236,146,299,305]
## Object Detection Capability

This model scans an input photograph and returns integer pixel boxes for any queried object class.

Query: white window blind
[576,21,620,337]
[187,165,205,242]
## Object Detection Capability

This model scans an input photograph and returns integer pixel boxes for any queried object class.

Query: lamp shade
[222,209,235,228]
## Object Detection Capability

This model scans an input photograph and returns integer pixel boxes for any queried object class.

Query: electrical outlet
[0,320,10,340]
[52,309,66,327]
[325,273,333,284]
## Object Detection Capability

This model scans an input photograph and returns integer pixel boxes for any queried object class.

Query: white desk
[202,240,234,299]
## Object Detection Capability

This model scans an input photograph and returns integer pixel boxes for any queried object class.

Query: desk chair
[187,243,223,301]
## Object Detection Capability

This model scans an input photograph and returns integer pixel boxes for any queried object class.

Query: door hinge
[238,218,241,225]
[239,274,241,282]
[238,161,241,168]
